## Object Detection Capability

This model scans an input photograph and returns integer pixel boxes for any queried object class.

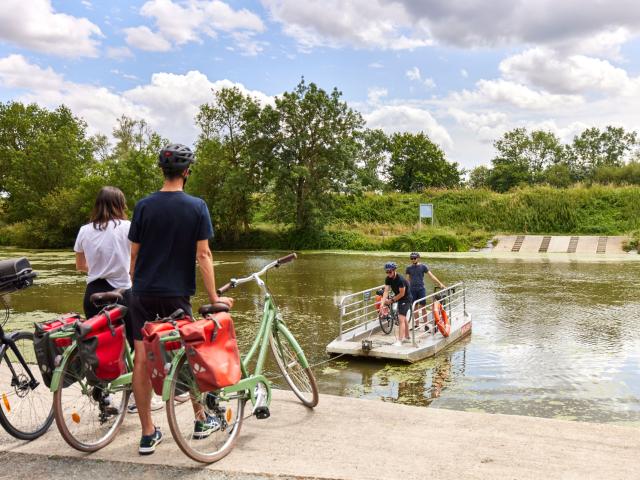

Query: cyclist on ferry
[128,143,233,455]
[381,262,412,346]
[405,252,445,329]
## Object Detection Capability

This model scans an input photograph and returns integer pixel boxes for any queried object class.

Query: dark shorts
[410,287,427,306]
[83,279,134,347]
[397,299,411,317]
[129,294,193,342]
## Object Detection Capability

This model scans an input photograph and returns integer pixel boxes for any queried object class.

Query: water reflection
[1,247,640,424]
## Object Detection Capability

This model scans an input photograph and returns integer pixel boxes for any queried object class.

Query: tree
[104,116,166,209]
[468,165,491,189]
[191,87,276,242]
[569,126,638,178]
[354,129,389,191]
[489,128,565,191]
[0,102,94,222]
[388,132,460,192]
[270,80,364,232]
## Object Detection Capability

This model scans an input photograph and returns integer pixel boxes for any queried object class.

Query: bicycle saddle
[90,289,125,306]
[198,302,230,315]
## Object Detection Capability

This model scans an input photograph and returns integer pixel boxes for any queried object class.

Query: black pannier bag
[0,257,36,295]
[34,314,82,388]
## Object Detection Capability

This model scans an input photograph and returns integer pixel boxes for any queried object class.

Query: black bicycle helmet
[384,261,397,270]
[410,252,420,259]
[158,143,195,171]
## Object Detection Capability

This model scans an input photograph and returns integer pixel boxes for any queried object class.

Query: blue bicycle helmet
[384,261,397,270]
[410,252,420,259]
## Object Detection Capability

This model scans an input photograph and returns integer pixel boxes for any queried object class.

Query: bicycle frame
[161,258,310,408]
[49,329,134,393]
[0,326,39,388]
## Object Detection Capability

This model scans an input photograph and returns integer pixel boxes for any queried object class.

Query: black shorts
[410,287,427,306]
[129,294,193,342]
[396,299,411,317]
[83,279,134,347]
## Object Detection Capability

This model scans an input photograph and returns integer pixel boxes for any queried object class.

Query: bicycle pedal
[254,406,270,419]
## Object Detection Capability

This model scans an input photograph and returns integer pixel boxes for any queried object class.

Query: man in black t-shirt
[128,144,233,455]
[381,261,412,346]
[405,252,445,328]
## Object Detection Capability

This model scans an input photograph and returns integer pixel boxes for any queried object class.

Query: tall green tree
[270,80,364,232]
[0,102,94,222]
[569,126,638,178]
[354,129,389,191]
[105,116,165,208]
[489,128,564,191]
[388,132,461,192]
[192,87,275,242]
[468,165,491,189]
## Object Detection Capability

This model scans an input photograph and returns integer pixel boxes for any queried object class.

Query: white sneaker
[392,341,403,347]
[128,394,164,414]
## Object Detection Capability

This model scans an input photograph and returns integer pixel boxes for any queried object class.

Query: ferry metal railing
[338,281,466,344]
[338,284,384,340]
[409,281,466,346]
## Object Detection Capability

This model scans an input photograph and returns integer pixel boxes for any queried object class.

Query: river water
[2,247,640,425]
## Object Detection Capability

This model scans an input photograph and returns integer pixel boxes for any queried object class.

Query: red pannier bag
[33,313,82,387]
[142,317,192,395]
[179,312,242,393]
[76,305,128,385]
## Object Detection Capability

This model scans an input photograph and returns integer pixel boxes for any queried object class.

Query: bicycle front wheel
[53,349,130,452]
[166,354,246,463]
[0,331,54,440]
[269,324,319,408]
[378,312,393,334]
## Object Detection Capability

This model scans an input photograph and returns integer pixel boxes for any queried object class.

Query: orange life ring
[432,300,450,337]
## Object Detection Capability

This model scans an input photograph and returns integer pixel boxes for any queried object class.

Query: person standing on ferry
[381,262,412,346]
[405,252,445,329]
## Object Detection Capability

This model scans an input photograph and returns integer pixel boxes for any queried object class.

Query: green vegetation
[1,79,639,252]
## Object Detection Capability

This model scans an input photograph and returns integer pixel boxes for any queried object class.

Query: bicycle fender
[162,349,185,402]
[50,343,78,392]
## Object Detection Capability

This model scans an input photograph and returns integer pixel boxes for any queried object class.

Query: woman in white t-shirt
[74,186,132,323]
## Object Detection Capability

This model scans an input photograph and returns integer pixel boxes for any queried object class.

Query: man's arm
[130,242,140,283]
[196,239,233,307]
[428,271,445,289]
[395,286,406,301]
[75,252,88,273]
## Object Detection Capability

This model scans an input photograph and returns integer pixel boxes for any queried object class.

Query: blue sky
[1,0,640,169]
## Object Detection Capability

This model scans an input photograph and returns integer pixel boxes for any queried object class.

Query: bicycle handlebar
[216,252,297,295]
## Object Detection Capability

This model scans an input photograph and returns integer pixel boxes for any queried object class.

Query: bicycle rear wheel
[269,323,319,408]
[0,331,54,440]
[53,349,130,452]
[166,354,246,463]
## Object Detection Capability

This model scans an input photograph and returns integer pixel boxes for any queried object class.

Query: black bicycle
[0,257,53,440]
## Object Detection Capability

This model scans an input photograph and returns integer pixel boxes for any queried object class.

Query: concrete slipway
[1,389,639,480]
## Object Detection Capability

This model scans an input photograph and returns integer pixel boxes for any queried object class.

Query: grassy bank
[2,185,639,251]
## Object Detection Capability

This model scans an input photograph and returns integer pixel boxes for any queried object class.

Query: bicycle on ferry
[0,257,53,440]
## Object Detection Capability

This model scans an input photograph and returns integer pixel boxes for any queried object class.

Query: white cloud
[126,0,265,53]
[0,0,102,58]
[368,62,384,69]
[106,46,134,60]
[448,108,509,143]
[367,87,388,104]
[0,55,273,146]
[263,0,640,55]
[461,69,468,78]
[365,105,453,149]
[124,26,172,52]
[262,0,432,51]
[452,79,583,110]
[500,47,638,95]
[406,66,436,88]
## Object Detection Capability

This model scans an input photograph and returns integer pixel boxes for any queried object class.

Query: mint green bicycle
[163,253,319,463]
